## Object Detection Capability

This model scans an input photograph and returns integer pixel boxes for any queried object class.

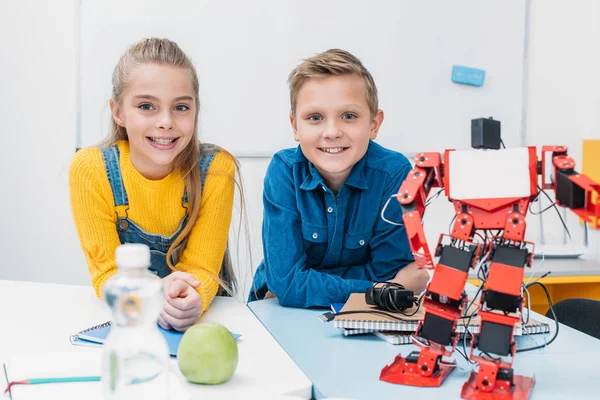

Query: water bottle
[101,243,169,399]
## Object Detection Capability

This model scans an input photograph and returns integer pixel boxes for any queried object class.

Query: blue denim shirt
[250,140,414,308]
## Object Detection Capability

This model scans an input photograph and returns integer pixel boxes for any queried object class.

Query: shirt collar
[299,161,324,191]
[344,152,369,190]
[297,145,370,191]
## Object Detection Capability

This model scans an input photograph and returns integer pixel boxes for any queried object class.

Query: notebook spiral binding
[69,321,111,343]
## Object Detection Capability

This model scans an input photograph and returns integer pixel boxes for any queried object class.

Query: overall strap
[182,144,219,204]
[101,146,129,208]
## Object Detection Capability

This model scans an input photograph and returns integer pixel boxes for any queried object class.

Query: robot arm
[395,152,444,268]
[541,145,600,227]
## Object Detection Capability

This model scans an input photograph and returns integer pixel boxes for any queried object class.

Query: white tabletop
[1,361,6,398]
[469,257,600,279]
[0,280,311,400]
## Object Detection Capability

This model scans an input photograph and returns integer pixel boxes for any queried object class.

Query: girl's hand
[159,272,203,331]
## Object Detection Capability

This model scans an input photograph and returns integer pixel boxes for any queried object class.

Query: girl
[70,38,239,332]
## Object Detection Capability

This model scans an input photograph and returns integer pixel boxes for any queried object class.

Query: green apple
[177,322,239,384]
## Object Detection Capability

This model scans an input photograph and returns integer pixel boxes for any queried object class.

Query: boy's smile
[290,74,384,193]
[318,146,348,154]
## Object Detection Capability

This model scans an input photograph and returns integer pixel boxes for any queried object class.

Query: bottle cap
[115,243,151,269]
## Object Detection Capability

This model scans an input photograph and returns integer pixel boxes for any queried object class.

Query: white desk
[468,258,600,279]
[1,361,6,399]
[0,280,311,399]
[468,258,600,314]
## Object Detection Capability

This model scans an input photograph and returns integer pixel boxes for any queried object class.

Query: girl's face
[110,64,197,180]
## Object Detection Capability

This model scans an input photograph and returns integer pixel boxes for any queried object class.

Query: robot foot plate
[461,371,535,400]
[379,354,455,387]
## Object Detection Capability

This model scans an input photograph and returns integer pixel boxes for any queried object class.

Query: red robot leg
[461,244,535,400]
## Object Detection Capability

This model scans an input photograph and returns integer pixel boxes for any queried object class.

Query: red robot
[379,117,600,400]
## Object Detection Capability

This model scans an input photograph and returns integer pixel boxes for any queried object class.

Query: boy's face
[290,74,384,192]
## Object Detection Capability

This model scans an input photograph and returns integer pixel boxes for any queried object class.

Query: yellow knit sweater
[69,140,235,312]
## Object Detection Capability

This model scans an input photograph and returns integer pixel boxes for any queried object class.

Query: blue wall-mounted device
[451,65,485,87]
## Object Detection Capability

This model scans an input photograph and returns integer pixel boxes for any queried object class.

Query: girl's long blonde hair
[103,37,241,295]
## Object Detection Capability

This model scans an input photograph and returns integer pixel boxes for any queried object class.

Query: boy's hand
[158,272,203,332]
[390,262,430,295]
[264,291,277,299]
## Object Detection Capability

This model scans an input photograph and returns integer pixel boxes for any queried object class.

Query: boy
[250,49,429,308]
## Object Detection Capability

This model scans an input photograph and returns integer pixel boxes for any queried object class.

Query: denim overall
[101,145,216,278]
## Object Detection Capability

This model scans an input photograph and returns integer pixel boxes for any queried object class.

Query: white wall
[524,0,600,255]
[229,158,267,299]
[1,0,598,296]
[78,0,527,156]
[0,0,90,286]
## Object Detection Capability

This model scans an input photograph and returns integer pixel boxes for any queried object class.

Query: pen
[4,376,101,394]
[4,372,160,394]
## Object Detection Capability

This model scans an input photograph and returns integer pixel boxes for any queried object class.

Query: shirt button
[327,207,334,213]
[322,185,327,191]
[359,239,365,246]
[312,233,319,239]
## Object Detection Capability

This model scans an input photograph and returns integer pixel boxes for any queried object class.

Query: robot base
[461,371,535,400]
[379,354,455,387]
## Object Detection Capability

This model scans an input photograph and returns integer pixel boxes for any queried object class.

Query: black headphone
[366,282,418,312]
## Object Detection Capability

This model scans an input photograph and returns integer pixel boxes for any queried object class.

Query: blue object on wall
[451,65,486,87]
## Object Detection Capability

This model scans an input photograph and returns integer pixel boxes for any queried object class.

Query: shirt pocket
[340,230,372,266]
[301,221,328,268]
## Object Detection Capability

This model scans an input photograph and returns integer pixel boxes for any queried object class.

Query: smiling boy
[250,49,429,308]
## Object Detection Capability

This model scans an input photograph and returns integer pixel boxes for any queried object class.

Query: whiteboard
[80,0,526,156]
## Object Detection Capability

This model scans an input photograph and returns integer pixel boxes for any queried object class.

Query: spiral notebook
[333,293,549,336]
[332,303,418,344]
[373,331,414,345]
[70,321,241,357]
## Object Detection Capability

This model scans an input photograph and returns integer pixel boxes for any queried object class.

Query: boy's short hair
[287,49,379,117]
